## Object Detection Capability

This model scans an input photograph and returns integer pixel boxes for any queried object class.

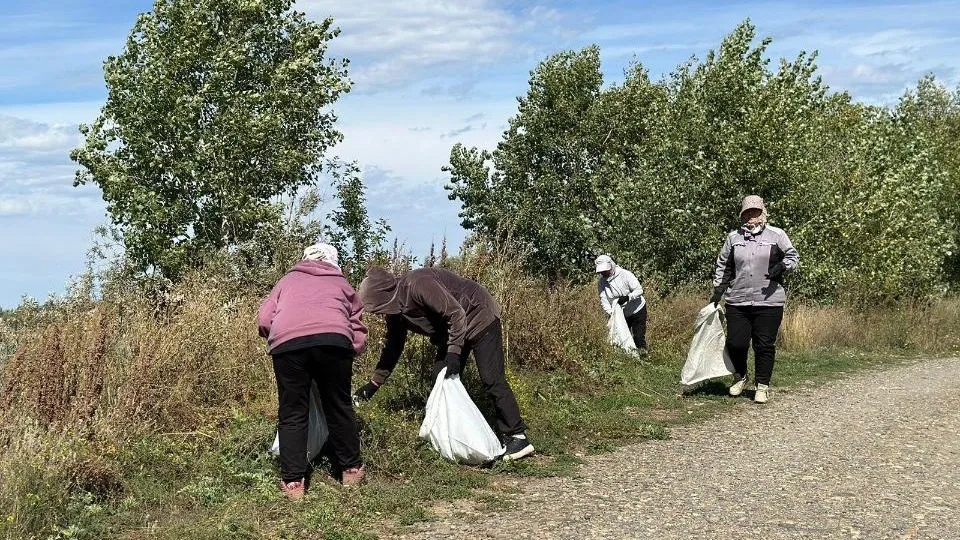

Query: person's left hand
[765,262,786,280]
[617,296,630,306]
[354,381,380,402]
[710,288,723,307]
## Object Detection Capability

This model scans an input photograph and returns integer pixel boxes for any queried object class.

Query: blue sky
[1,0,959,307]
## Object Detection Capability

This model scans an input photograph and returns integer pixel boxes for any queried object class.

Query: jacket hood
[290,260,343,278]
[358,267,402,315]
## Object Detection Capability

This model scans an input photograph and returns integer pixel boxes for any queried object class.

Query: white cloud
[0,114,102,218]
[421,80,486,101]
[802,25,959,102]
[841,29,960,62]
[0,115,80,153]
[0,101,102,126]
[600,42,713,60]
[301,0,561,92]
[850,63,910,85]
[581,22,701,42]
[0,199,31,216]
[821,62,913,88]
[322,93,517,255]
[333,95,513,185]
[359,165,468,255]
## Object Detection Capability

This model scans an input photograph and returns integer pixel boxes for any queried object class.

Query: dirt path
[398,358,960,539]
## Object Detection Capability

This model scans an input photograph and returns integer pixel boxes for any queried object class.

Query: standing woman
[258,243,368,499]
[710,196,799,403]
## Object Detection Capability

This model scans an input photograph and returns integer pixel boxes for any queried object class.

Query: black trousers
[432,319,527,436]
[272,345,360,482]
[725,304,784,386]
[625,305,648,350]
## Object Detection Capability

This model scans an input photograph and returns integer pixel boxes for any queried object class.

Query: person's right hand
[353,381,380,403]
[444,352,462,379]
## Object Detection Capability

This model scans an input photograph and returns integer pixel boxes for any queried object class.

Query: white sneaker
[754,384,769,404]
[728,375,748,397]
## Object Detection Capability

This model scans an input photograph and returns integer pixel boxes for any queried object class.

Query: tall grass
[0,250,958,538]
[780,299,960,353]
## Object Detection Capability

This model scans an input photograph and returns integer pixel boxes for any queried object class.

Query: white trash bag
[608,303,638,353]
[680,303,736,385]
[268,381,329,461]
[418,369,505,465]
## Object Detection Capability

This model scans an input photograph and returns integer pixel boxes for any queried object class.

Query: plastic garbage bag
[680,303,736,385]
[268,381,329,461]
[418,369,505,465]
[608,303,638,353]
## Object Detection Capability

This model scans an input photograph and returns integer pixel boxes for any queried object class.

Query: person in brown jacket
[353,266,534,461]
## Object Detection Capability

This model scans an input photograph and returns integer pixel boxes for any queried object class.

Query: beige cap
[740,195,765,216]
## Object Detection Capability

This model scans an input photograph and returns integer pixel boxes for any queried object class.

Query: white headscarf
[303,243,340,268]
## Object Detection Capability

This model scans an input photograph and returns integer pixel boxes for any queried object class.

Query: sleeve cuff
[372,369,390,386]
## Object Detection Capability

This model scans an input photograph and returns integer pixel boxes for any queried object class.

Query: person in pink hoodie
[257,243,368,499]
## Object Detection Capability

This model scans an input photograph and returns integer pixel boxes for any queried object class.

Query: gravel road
[398,357,960,539]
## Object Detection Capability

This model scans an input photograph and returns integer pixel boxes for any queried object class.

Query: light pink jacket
[257,261,367,354]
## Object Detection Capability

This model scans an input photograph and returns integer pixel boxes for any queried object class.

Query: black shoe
[503,435,535,461]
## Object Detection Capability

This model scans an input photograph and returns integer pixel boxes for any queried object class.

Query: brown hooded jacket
[359,267,500,385]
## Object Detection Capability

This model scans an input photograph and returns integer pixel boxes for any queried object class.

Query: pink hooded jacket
[257,260,367,354]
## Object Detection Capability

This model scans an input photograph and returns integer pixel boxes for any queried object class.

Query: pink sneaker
[280,479,305,500]
[342,464,365,487]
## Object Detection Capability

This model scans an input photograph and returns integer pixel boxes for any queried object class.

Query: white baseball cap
[594,254,614,273]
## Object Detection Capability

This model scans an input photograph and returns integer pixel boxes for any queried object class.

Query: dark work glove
[353,381,380,403]
[765,262,786,281]
[710,288,724,307]
[617,295,630,306]
[444,352,461,379]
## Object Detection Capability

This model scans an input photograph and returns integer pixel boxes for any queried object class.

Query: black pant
[625,305,648,350]
[432,319,527,436]
[725,304,784,386]
[272,345,360,482]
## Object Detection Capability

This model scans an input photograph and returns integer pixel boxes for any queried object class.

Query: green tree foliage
[445,20,959,301]
[174,161,388,294]
[446,46,609,279]
[71,0,350,280]
[893,76,960,285]
[226,188,326,292]
[323,161,391,285]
